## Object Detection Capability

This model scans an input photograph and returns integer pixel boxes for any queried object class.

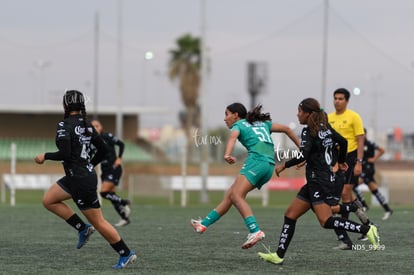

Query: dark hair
[63,90,91,136]
[226,102,247,119]
[246,104,271,124]
[333,88,350,101]
[299,98,327,137]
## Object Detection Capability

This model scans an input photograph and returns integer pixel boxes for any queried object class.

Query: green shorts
[240,156,275,189]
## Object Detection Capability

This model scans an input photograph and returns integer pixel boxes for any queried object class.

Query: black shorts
[101,165,122,186]
[361,165,375,184]
[57,172,100,210]
[297,170,340,206]
[336,150,359,186]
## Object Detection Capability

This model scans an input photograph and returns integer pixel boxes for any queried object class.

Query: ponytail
[246,105,271,124]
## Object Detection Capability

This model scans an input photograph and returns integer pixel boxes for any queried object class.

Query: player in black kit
[91,119,131,227]
[257,98,380,265]
[34,90,137,269]
[354,128,393,220]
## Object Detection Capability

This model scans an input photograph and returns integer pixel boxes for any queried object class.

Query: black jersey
[362,140,377,165]
[285,124,347,172]
[100,132,124,168]
[45,114,107,177]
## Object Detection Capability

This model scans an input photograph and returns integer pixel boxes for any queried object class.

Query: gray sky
[1,0,414,135]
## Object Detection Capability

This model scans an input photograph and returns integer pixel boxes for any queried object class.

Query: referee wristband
[357,158,363,163]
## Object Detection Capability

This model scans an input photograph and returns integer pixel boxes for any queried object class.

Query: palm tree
[169,33,201,160]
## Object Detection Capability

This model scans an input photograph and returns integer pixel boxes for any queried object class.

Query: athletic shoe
[366,224,380,250]
[190,218,206,233]
[382,210,393,221]
[333,241,352,250]
[258,251,284,265]
[241,230,265,249]
[112,251,137,269]
[357,234,368,241]
[77,224,95,249]
[115,219,131,227]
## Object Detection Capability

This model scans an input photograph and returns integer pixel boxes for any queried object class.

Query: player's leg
[190,184,233,233]
[83,208,137,269]
[368,181,393,220]
[332,169,354,249]
[43,180,95,249]
[42,181,74,219]
[258,197,310,265]
[100,167,131,226]
[229,174,265,249]
[353,182,369,211]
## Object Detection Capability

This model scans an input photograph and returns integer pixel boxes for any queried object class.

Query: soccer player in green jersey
[191,103,300,249]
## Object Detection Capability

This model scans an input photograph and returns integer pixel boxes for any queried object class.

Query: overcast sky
[1,0,414,135]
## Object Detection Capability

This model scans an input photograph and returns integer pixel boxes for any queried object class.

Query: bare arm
[224,130,240,164]
[271,123,300,148]
[369,144,385,163]
[354,134,365,176]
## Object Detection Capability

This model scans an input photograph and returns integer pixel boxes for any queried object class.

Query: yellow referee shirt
[328,109,364,153]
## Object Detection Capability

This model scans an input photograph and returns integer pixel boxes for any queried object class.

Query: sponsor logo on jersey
[75,125,86,135]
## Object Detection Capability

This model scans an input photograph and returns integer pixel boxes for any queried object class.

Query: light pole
[370,74,382,138]
[115,1,123,139]
[199,0,209,203]
[142,51,154,106]
[321,0,329,108]
[33,59,51,104]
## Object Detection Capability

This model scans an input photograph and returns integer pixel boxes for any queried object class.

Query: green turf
[1,189,300,207]
[0,201,413,274]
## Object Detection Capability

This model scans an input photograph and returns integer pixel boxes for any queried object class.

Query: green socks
[244,216,259,233]
[200,211,259,234]
[201,209,221,227]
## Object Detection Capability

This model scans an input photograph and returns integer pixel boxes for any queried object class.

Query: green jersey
[231,119,275,164]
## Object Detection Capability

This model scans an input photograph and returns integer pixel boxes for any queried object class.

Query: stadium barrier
[161,176,269,207]
[127,175,308,207]
[1,174,63,206]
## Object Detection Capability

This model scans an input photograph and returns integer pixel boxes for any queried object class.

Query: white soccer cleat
[115,219,130,227]
[190,218,206,233]
[382,210,393,221]
[242,230,265,249]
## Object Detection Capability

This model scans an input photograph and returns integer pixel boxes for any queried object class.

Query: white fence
[1,174,63,206]
[128,175,269,207]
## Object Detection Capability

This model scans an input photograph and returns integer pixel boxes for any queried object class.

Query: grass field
[0,192,413,275]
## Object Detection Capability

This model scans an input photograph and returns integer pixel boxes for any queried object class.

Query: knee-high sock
[111,201,128,219]
[325,216,370,235]
[66,213,86,232]
[101,192,122,203]
[372,189,391,211]
[101,192,128,219]
[276,216,297,259]
[110,239,131,257]
[244,216,259,233]
[201,209,221,227]
[353,185,368,208]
